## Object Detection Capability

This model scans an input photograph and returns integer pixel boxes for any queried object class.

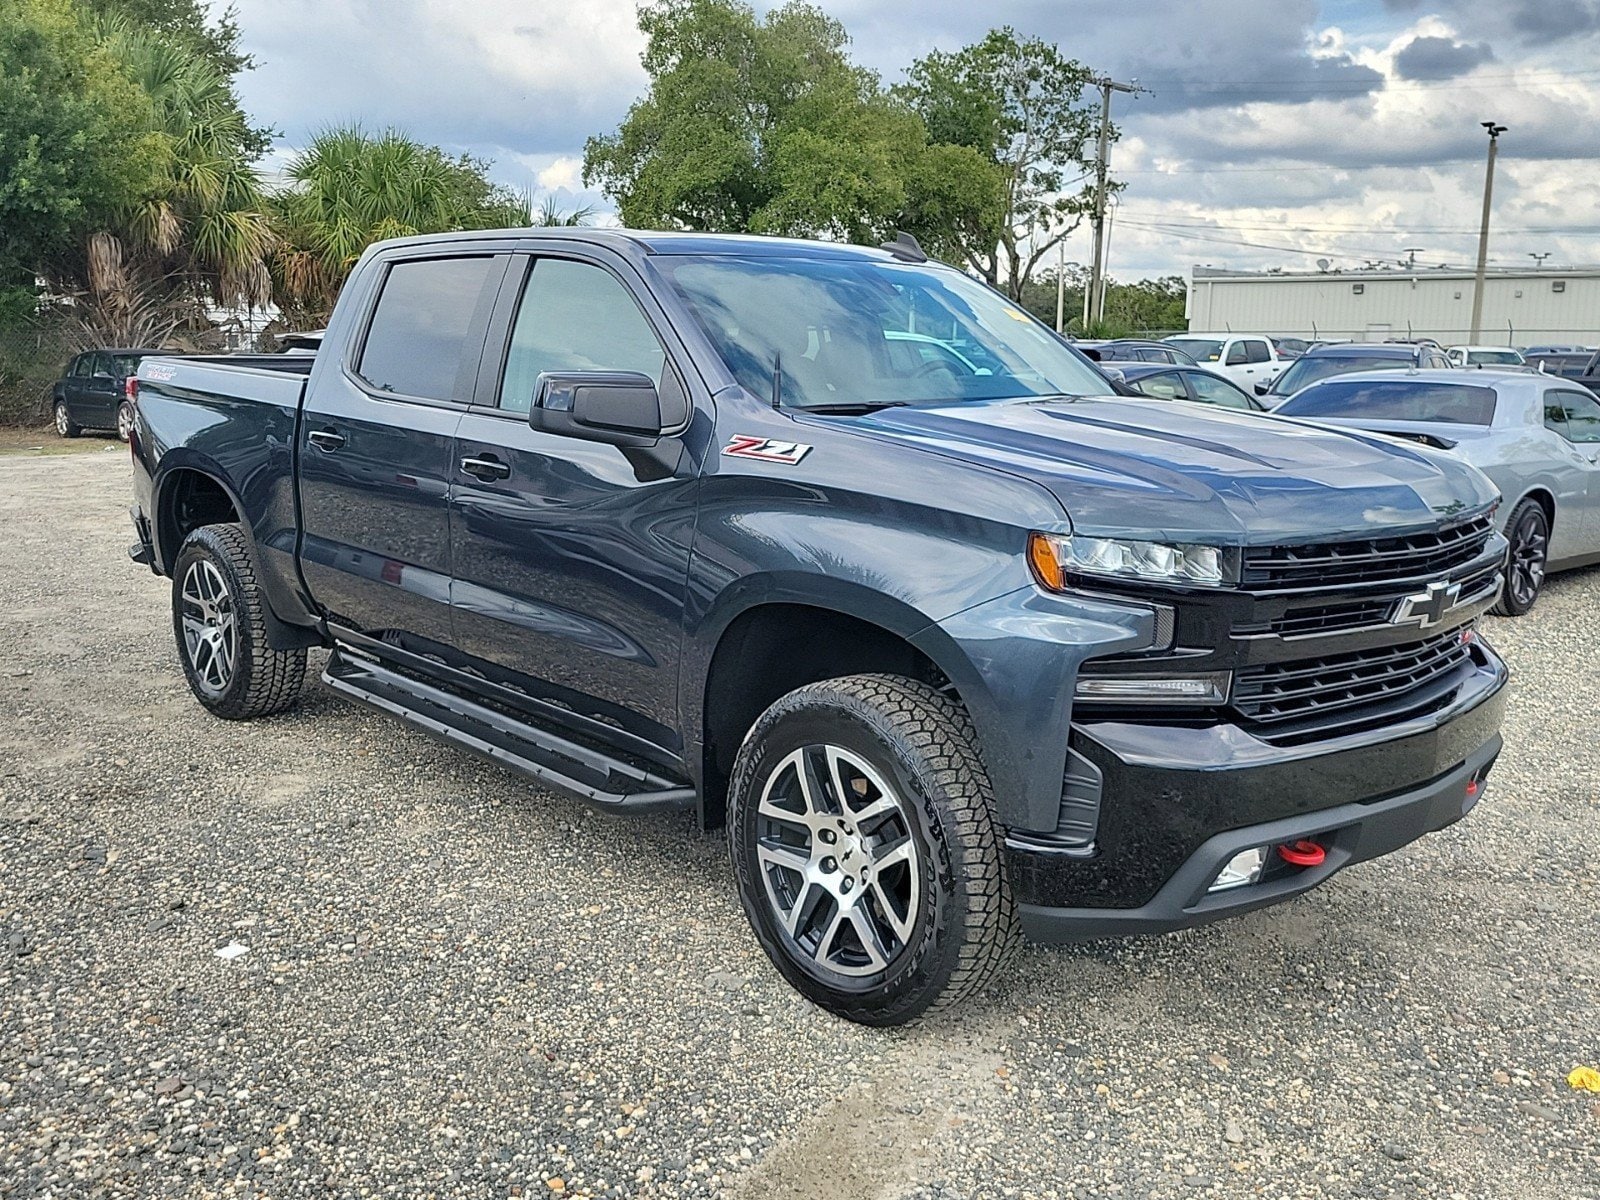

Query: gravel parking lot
[2,448,1598,1200]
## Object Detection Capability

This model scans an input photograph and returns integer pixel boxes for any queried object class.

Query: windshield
[1465,349,1522,365]
[1268,354,1409,396]
[1277,379,1497,424]
[656,255,1114,409]
[1165,337,1224,363]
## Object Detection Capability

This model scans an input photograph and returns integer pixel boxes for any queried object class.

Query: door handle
[307,429,345,451]
[460,454,511,481]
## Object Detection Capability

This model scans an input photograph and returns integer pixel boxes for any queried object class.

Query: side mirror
[529,371,663,447]
[1253,381,1270,396]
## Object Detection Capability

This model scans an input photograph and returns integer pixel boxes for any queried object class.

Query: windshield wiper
[798,401,912,415]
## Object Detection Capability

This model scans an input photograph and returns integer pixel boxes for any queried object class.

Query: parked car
[52,348,170,440]
[277,330,325,355]
[129,228,1508,1025]
[1109,363,1265,411]
[1162,333,1284,387]
[1273,370,1600,614]
[1446,345,1525,368]
[1075,339,1199,366]
[1271,337,1310,359]
[1257,341,1454,405]
[1526,349,1600,395]
[1522,344,1590,356]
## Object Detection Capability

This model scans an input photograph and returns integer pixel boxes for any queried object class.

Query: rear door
[61,355,92,422]
[297,248,508,646]
[446,247,702,752]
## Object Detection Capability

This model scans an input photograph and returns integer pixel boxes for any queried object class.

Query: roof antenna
[879,231,928,263]
[771,351,783,409]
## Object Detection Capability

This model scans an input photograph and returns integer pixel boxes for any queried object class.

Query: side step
[322,650,696,814]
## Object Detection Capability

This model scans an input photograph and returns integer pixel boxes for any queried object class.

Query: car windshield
[1466,349,1522,365]
[1165,337,1224,363]
[1268,354,1408,396]
[1277,380,1497,424]
[657,255,1114,409]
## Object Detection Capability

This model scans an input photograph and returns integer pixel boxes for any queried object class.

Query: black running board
[322,649,696,814]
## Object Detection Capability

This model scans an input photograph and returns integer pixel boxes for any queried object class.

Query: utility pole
[1055,240,1065,333]
[1087,76,1140,327]
[1529,251,1551,269]
[1469,121,1507,342]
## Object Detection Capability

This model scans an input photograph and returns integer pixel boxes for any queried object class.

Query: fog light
[1209,847,1267,893]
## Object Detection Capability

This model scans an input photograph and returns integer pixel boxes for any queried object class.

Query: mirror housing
[1253,380,1270,396]
[529,371,663,446]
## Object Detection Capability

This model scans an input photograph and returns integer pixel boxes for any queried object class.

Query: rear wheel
[116,400,134,442]
[727,675,1017,1026]
[171,524,307,719]
[1495,499,1548,616]
[55,402,80,438]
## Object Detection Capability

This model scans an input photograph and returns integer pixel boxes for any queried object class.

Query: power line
[1115,212,1600,236]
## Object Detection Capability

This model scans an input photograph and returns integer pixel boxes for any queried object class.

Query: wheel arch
[152,459,246,575]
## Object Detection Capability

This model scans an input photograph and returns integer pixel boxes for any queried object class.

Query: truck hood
[842,397,1499,544]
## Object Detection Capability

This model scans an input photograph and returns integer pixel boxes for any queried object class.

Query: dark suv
[52,349,167,440]
[1257,342,1453,405]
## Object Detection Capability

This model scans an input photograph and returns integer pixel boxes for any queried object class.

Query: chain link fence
[0,319,80,427]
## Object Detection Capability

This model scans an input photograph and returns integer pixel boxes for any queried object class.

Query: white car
[1446,345,1525,368]
[1162,334,1284,388]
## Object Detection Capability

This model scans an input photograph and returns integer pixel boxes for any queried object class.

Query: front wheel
[171,524,307,719]
[727,675,1018,1026]
[1495,498,1549,616]
[55,402,81,438]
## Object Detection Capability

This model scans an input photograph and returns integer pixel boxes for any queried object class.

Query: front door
[448,251,701,752]
[297,251,507,645]
[1546,388,1600,552]
[80,353,120,427]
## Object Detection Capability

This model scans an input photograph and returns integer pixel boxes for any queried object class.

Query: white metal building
[1185,266,1600,346]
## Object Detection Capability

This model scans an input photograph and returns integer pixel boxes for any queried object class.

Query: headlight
[1028,531,1238,589]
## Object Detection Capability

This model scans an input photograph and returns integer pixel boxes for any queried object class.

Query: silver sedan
[1272,369,1600,615]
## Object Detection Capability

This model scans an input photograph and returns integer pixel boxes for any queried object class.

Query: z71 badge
[722,435,813,465]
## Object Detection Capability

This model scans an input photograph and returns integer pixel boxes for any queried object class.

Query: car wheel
[116,400,134,442]
[171,524,307,719]
[1494,498,1549,616]
[55,402,81,438]
[727,674,1018,1026]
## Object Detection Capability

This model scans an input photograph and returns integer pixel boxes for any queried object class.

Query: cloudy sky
[231,0,1600,280]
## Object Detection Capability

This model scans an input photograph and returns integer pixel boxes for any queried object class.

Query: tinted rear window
[1277,380,1497,424]
[359,256,499,401]
[1269,354,1410,395]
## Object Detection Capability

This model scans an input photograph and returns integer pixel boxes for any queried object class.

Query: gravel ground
[2,449,1597,1200]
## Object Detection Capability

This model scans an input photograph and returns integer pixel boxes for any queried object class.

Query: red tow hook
[1277,839,1326,868]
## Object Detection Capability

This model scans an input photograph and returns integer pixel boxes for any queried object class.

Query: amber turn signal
[1027,531,1065,591]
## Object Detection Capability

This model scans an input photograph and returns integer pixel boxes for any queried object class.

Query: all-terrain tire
[728,674,1018,1026]
[171,523,307,719]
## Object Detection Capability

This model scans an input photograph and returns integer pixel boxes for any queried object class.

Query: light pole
[1529,251,1551,269]
[1468,121,1506,342]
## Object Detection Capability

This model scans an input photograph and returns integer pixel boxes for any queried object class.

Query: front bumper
[1010,644,1507,941]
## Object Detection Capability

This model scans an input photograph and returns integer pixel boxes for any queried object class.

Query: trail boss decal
[722,435,813,465]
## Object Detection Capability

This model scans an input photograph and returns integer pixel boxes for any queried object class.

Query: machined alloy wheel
[729,675,1017,1025]
[116,401,135,442]
[180,559,237,697]
[55,402,80,438]
[755,743,922,978]
[1495,499,1549,616]
[170,523,307,719]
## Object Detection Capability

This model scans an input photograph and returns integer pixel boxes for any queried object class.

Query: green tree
[584,0,936,242]
[0,0,163,317]
[268,127,527,326]
[900,29,1106,300]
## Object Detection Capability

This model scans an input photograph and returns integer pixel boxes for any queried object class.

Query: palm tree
[87,21,271,327]
[267,127,531,326]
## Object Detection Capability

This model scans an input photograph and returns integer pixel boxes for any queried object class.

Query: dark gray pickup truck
[130,229,1509,1025]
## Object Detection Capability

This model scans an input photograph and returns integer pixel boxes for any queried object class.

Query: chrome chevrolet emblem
[1393,580,1462,628]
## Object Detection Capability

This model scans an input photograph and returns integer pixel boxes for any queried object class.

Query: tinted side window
[1224,342,1248,366]
[89,353,112,378]
[1188,372,1253,410]
[500,258,666,413]
[69,356,88,378]
[1552,390,1600,443]
[1131,372,1186,400]
[1245,339,1271,364]
[359,256,499,402]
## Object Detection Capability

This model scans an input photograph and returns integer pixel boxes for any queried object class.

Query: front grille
[1267,599,1396,637]
[1233,629,1474,726]
[1241,514,1496,591]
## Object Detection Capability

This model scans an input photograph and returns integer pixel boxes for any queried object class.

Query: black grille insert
[1242,514,1496,591]
[1233,629,1473,725]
